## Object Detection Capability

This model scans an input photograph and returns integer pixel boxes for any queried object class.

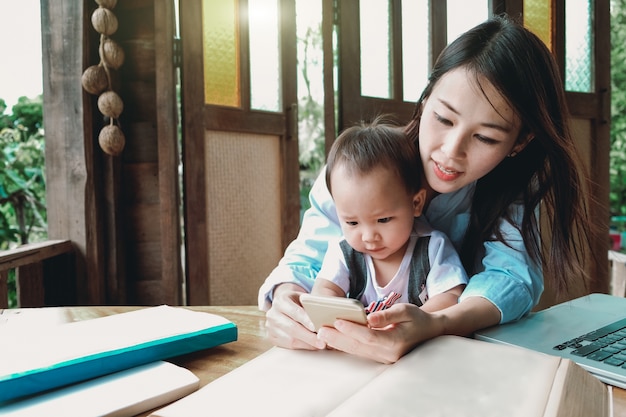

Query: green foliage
[611,0,626,218]
[10,96,44,134]
[0,99,11,129]
[297,21,327,217]
[0,95,47,250]
[298,23,326,174]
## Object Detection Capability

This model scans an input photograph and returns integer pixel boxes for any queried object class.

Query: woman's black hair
[405,15,595,293]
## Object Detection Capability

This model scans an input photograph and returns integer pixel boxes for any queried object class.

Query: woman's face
[419,67,525,196]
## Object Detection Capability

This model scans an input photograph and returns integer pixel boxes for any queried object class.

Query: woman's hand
[315,297,501,364]
[317,303,445,364]
[264,283,327,350]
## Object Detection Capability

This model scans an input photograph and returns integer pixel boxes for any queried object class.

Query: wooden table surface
[1,305,625,416]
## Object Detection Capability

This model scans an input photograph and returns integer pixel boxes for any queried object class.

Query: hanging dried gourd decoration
[81,0,126,156]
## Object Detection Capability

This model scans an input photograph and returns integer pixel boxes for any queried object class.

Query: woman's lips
[433,161,462,181]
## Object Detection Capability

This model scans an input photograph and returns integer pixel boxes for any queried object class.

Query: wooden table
[2,306,625,416]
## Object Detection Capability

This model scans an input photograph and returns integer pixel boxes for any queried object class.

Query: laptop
[475,293,626,388]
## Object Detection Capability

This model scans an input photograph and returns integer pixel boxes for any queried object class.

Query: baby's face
[331,164,419,262]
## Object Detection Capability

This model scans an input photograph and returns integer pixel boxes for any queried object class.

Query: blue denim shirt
[258,169,543,324]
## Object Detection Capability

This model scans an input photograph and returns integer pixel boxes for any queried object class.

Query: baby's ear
[412,189,427,216]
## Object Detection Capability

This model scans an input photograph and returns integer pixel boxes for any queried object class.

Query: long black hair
[405,15,594,293]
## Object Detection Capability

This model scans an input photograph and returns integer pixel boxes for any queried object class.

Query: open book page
[152,335,609,417]
[0,361,199,417]
[0,306,236,402]
[329,336,562,417]
[151,347,389,417]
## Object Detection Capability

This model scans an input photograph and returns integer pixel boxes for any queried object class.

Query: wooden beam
[154,0,183,305]
[16,262,45,308]
[0,270,8,309]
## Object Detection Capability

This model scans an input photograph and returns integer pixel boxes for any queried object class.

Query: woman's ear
[412,189,427,217]
[509,133,535,157]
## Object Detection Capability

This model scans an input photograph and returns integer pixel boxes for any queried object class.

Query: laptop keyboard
[553,317,626,367]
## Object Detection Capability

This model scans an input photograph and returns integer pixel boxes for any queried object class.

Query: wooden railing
[0,240,74,308]
[2,241,623,308]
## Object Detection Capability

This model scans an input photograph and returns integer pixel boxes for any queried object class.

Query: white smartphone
[300,293,367,331]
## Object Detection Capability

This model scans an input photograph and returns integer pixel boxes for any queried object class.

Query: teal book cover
[0,306,237,403]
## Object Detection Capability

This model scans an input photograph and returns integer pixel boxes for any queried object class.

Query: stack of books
[0,306,237,416]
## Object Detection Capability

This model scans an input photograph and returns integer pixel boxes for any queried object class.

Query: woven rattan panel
[205,130,282,305]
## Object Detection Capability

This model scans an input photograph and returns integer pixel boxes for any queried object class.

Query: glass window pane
[249,0,282,111]
[446,0,489,44]
[402,0,429,103]
[202,0,241,107]
[360,0,391,99]
[565,0,594,92]
[524,0,553,51]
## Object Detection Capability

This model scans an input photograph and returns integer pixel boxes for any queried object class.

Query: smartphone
[300,293,367,331]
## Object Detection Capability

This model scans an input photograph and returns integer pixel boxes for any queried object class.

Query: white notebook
[0,361,199,417]
[0,305,236,402]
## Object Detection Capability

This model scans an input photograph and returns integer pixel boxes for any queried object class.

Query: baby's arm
[420,284,465,313]
[311,278,347,298]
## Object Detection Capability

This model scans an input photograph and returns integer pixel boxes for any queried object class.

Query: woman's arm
[459,206,543,323]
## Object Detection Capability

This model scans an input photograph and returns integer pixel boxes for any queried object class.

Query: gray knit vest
[339,236,431,307]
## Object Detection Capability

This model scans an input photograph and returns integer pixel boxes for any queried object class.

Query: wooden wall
[42,0,181,305]
[114,0,181,305]
[40,0,611,308]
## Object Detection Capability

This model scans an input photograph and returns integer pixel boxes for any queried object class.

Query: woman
[258,15,596,364]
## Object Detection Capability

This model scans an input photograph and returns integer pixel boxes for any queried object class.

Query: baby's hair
[325,115,422,196]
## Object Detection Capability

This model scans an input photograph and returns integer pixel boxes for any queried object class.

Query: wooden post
[41,0,107,304]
